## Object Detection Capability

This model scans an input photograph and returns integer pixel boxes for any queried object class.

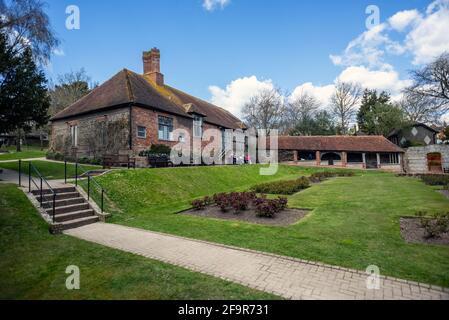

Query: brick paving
[65,223,449,300]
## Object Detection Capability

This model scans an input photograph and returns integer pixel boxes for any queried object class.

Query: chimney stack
[143,48,164,86]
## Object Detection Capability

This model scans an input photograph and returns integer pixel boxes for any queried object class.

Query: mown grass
[94,165,449,287]
[0,184,279,300]
[0,160,100,180]
[0,145,47,161]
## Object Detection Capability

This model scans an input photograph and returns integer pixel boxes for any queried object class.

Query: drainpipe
[128,104,133,150]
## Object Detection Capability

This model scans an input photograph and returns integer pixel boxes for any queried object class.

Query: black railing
[65,161,108,214]
[26,161,57,223]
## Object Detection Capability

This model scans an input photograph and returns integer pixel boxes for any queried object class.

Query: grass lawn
[0,184,278,300]
[0,145,47,161]
[94,165,449,287]
[0,160,100,180]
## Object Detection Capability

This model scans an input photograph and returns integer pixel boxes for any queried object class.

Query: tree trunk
[16,129,22,152]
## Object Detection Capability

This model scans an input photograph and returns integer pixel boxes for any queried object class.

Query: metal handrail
[66,160,108,214]
[26,161,57,223]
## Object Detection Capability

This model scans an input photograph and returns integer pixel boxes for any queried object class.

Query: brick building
[50,48,246,162]
[277,136,405,171]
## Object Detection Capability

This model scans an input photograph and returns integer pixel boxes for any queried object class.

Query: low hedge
[251,177,310,195]
[420,175,449,186]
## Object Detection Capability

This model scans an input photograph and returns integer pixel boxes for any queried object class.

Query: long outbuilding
[277,136,405,171]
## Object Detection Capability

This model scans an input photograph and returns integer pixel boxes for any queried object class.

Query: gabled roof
[277,136,405,153]
[388,123,439,137]
[51,69,245,130]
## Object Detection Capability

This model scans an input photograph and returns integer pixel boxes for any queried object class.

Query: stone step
[31,187,76,196]
[46,203,90,215]
[54,209,95,223]
[59,216,100,231]
[39,192,80,202]
[41,197,85,209]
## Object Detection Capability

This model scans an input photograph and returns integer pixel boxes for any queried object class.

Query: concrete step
[59,216,100,231]
[39,192,80,202]
[54,209,95,223]
[46,203,90,215]
[41,197,85,209]
[32,187,76,196]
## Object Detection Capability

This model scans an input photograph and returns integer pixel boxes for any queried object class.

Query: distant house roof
[277,136,404,153]
[388,123,439,137]
[51,69,245,130]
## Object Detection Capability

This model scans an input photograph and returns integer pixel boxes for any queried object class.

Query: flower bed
[185,192,309,226]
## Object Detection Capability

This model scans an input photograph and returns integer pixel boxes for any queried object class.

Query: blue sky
[45,0,449,116]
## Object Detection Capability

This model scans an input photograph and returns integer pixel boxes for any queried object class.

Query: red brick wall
[131,106,225,154]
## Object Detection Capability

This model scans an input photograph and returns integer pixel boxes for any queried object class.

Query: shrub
[309,171,355,183]
[139,144,172,157]
[191,199,206,211]
[46,150,64,161]
[251,177,310,195]
[255,197,288,218]
[420,175,449,186]
[416,211,449,238]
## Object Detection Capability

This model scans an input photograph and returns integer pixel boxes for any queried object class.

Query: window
[158,116,173,141]
[137,126,147,139]
[70,125,78,147]
[178,132,186,143]
[193,116,203,138]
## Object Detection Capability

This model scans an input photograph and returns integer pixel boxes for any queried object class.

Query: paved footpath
[65,223,449,300]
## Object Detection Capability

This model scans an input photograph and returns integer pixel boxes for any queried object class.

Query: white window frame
[193,116,203,138]
[70,125,78,147]
[137,126,147,139]
[158,116,174,141]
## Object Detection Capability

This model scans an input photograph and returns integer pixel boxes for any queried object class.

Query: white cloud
[331,0,449,67]
[208,76,274,117]
[404,1,449,64]
[203,0,230,12]
[329,23,403,70]
[289,83,335,108]
[388,9,421,32]
[337,66,411,94]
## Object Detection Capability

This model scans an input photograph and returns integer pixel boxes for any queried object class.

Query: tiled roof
[51,69,245,130]
[277,136,405,153]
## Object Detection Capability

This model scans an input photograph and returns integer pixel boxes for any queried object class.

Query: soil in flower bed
[400,217,449,247]
[180,205,310,227]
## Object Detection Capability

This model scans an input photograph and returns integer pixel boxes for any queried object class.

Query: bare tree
[398,92,445,124]
[242,87,286,133]
[404,52,449,120]
[330,81,362,135]
[285,91,320,134]
[48,69,93,116]
[0,0,59,63]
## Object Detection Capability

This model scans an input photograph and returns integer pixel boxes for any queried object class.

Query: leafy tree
[369,103,407,137]
[0,32,50,151]
[357,89,390,134]
[290,110,336,136]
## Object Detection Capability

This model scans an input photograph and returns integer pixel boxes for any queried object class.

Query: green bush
[251,177,310,195]
[139,144,172,157]
[46,150,64,161]
[420,175,449,186]
[309,171,355,183]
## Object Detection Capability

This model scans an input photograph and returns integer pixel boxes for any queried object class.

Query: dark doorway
[365,153,378,169]
[321,152,341,166]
